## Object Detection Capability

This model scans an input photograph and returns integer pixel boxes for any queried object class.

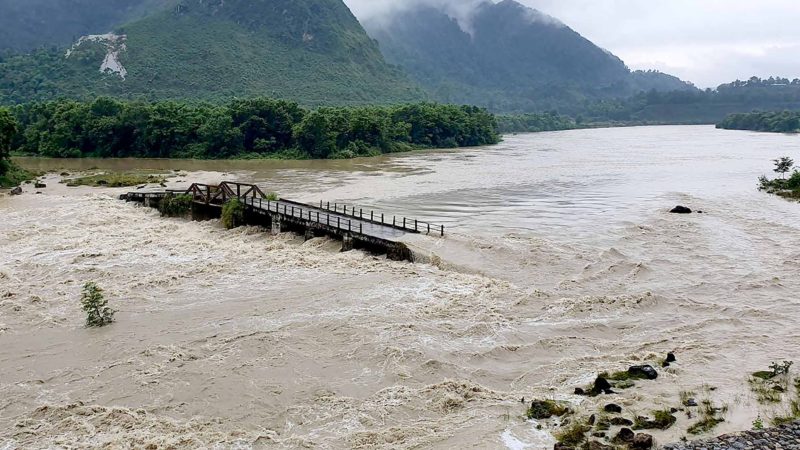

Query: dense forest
[579,77,800,124]
[496,112,577,133]
[0,0,423,106]
[717,111,800,133]
[7,98,499,160]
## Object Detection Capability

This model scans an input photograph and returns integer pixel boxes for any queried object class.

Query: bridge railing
[176,181,444,237]
[243,197,368,235]
[185,182,266,205]
[315,201,445,237]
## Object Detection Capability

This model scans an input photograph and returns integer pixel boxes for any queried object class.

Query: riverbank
[664,421,800,450]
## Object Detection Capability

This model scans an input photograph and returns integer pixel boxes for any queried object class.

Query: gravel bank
[663,421,800,450]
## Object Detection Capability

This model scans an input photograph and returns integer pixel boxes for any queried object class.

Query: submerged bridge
[121,181,444,261]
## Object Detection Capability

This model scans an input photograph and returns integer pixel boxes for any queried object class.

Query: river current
[2,125,800,448]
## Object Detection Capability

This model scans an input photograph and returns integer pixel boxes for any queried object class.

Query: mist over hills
[364,0,694,113]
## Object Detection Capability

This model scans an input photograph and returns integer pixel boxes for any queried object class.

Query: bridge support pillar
[341,233,354,252]
[304,228,315,241]
[144,197,151,208]
[271,216,283,235]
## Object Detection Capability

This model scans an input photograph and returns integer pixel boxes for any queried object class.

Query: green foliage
[554,421,591,447]
[159,193,193,217]
[7,98,499,160]
[65,172,166,187]
[80,282,115,327]
[526,400,569,420]
[265,192,279,201]
[0,161,36,188]
[753,416,765,430]
[221,198,245,229]
[718,111,800,133]
[496,112,577,133]
[0,0,423,106]
[634,409,677,430]
[0,106,17,175]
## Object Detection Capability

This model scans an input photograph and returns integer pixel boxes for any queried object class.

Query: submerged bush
[80,282,115,327]
[265,192,279,201]
[221,198,245,229]
[159,193,193,217]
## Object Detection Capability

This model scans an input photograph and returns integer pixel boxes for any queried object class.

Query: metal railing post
[441,225,444,236]
[415,219,418,232]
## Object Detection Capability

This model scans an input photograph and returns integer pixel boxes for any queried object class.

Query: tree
[773,156,794,179]
[80,282,115,327]
[0,107,18,175]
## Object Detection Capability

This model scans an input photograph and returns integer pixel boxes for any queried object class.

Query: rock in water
[593,376,614,394]
[670,205,692,214]
[666,352,676,363]
[632,433,654,449]
[34,183,46,188]
[628,365,658,380]
[613,428,635,444]
[604,404,623,413]
[10,186,22,195]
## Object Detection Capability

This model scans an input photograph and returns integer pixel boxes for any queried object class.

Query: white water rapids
[1,126,800,448]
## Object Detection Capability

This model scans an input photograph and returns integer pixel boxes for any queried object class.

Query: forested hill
[364,0,694,113]
[0,0,423,106]
[0,0,169,52]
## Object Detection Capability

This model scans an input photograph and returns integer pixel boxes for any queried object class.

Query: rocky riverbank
[663,421,800,450]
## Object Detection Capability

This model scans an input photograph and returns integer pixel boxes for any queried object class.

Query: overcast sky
[345,0,800,88]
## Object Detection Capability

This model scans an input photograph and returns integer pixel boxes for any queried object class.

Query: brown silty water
[1,126,800,449]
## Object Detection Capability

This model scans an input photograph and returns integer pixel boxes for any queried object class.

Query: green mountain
[364,0,694,113]
[0,0,167,52]
[0,0,423,106]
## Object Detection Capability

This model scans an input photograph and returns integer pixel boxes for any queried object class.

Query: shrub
[265,192,279,201]
[80,282,114,327]
[221,198,245,229]
[159,193,193,217]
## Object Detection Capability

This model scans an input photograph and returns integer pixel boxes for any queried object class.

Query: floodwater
[2,125,800,449]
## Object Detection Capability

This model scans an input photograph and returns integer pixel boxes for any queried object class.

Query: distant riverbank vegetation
[496,112,578,133]
[717,111,800,133]
[7,98,499,160]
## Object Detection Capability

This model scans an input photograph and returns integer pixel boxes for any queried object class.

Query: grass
[680,390,697,407]
[65,171,166,187]
[687,400,726,435]
[554,421,591,448]
[527,400,569,420]
[0,161,39,188]
[634,409,677,430]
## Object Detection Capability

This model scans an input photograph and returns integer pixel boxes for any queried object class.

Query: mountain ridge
[364,0,695,113]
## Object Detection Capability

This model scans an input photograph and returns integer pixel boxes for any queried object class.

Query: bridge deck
[122,182,444,249]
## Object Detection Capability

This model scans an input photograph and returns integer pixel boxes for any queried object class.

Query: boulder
[628,365,658,380]
[609,417,634,426]
[604,404,622,413]
[574,387,586,396]
[587,441,613,450]
[666,352,677,363]
[34,183,46,189]
[669,205,692,214]
[10,186,22,196]
[632,433,654,449]
[613,428,635,444]
[593,376,614,395]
